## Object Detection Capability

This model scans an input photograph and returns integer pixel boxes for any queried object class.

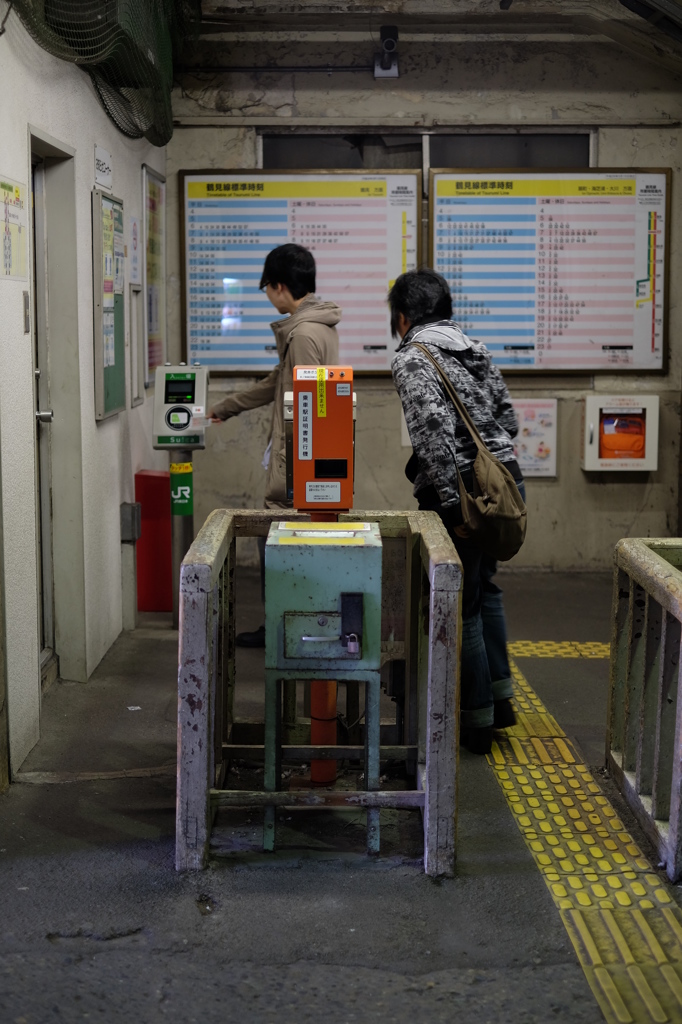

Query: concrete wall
[168,27,682,570]
[0,10,167,769]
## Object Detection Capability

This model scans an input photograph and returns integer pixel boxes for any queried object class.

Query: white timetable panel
[430,171,668,372]
[182,172,420,372]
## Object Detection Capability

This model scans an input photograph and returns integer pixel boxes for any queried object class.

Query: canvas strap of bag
[410,341,527,559]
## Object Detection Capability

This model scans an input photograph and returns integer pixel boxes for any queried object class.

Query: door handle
[301,635,340,642]
[36,410,54,424]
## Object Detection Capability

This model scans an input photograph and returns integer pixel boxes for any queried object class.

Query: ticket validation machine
[152,364,209,451]
[283,366,356,508]
[152,363,210,626]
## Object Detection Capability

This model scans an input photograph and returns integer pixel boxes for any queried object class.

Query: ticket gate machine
[152,364,209,451]
[152,363,209,625]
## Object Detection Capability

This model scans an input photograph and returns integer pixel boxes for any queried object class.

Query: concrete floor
[0,568,672,1022]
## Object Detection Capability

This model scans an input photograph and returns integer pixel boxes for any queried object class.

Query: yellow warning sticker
[170,462,193,474]
[279,522,370,531]
[317,367,326,418]
[278,536,364,546]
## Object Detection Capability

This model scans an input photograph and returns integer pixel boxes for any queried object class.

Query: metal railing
[607,538,682,881]
[176,508,461,877]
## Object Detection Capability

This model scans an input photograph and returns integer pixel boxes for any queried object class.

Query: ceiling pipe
[178,64,374,74]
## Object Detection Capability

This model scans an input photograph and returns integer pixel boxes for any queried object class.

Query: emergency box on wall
[152,364,209,451]
[289,365,355,511]
[581,395,659,471]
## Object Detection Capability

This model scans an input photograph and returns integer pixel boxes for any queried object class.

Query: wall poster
[430,170,669,373]
[181,170,421,373]
[129,215,141,286]
[143,165,166,384]
[1,176,27,281]
[511,398,558,478]
[92,190,125,419]
[101,197,115,368]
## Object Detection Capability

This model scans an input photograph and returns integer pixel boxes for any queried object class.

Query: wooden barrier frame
[176,509,461,876]
[607,537,682,882]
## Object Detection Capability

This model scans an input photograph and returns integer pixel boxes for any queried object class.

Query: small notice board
[181,170,421,373]
[430,169,670,373]
[92,190,125,419]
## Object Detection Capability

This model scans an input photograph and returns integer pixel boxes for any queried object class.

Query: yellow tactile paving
[487,656,682,1023]
[507,710,566,739]
[563,909,682,1024]
[490,734,579,766]
[508,640,611,659]
[526,829,653,879]
[496,763,630,836]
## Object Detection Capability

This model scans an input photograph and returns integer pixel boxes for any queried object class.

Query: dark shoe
[236,624,265,648]
[461,726,493,755]
[493,698,517,729]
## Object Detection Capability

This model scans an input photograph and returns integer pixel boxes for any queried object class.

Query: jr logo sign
[169,463,193,516]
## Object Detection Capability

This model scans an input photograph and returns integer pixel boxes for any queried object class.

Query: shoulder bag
[412,342,527,561]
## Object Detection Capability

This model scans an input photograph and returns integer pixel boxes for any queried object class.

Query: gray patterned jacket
[391,321,518,509]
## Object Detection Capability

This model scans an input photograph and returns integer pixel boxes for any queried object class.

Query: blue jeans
[440,479,526,730]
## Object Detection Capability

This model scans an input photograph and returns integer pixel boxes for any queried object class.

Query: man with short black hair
[209,243,341,645]
[390,268,524,755]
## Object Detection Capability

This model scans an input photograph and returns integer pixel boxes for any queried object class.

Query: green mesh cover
[13,0,199,146]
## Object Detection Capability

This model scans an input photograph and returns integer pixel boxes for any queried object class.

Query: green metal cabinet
[265,521,383,676]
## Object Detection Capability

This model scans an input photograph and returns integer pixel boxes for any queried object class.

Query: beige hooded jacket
[211,295,341,507]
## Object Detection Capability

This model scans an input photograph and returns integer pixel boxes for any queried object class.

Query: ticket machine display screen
[164,378,195,404]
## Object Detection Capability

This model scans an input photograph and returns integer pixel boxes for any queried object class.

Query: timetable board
[430,170,669,372]
[182,171,421,373]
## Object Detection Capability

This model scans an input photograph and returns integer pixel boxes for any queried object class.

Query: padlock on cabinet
[346,633,360,655]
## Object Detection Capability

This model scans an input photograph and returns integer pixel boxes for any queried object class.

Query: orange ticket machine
[285,365,356,784]
[292,365,354,511]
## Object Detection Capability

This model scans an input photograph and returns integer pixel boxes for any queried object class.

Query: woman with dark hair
[390,268,525,755]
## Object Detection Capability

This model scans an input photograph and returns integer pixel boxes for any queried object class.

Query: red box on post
[135,470,172,612]
[292,365,354,511]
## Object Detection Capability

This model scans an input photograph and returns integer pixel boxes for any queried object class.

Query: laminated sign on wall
[143,166,166,382]
[129,216,141,286]
[92,190,126,420]
[1,176,27,281]
[102,199,116,368]
[512,399,558,478]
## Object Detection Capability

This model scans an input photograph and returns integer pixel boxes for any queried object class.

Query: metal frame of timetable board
[429,168,671,375]
[180,169,422,376]
[92,190,125,420]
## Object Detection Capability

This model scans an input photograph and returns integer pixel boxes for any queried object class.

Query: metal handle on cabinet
[36,410,54,424]
[301,635,340,642]
[589,423,594,445]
